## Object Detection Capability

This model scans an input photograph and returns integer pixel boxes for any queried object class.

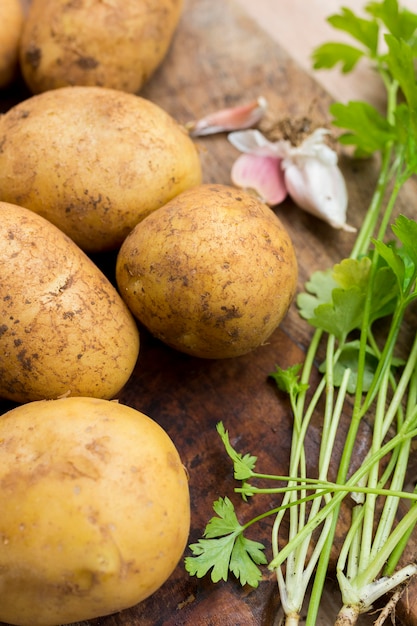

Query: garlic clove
[186,97,268,137]
[231,153,287,205]
[283,157,355,231]
[228,126,355,231]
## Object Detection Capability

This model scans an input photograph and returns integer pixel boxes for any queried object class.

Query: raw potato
[116,184,298,359]
[0,202,139,403]
[0,396,190,626]
[19,0,183,94]
[0,0,24,88]
[0,86,202,252]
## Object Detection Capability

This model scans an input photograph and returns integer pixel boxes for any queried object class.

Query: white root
[284,613,300,626]
[334,604,360,626]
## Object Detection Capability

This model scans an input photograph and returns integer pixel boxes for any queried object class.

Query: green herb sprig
[185,2,417,624]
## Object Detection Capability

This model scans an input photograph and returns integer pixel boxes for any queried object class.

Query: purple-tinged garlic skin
[186,97,268,136]
[231,152,287,205]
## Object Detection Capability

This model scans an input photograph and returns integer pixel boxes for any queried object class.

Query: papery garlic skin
[228,128,290,158]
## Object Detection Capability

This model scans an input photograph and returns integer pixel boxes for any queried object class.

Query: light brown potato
[0,202,139,403]
[0,0,24,89]
[0,86,202,252]
[116,183,298,359]
[19,0,183,94]
[0,396,190,626]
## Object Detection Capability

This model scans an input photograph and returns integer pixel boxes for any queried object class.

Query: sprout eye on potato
[0,85,202,253]
[116,183,298,359]
[0,396,190,626]
[0,201,139,404]
[19,0,184,95]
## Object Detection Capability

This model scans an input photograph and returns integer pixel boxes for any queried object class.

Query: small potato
[0,86,202,252]
[0,202,139,403]
[0,396,190,626]
[0,0,24,89]
[19,0,183,95]
[116,183,298,359]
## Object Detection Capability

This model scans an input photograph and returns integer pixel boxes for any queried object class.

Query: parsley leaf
[384,35,417,113]
[185,496,267,587]
[217,422,257,481]
[392,104,417,180]
[319,341,378,393]
[327,8,379,54]
[330,101,395,156]
[308,287,365,342]
[374,216,417,294]
[332,257,373,291]
[334,257,398,323]
[185,533,235,583]
[311,5,381,73]
[269,363,309,399]
[298,256,398,340]
[367,263,399,321]
[204,497,245,537]
[229,534,268,587]
[373,240,410,292]
[366,0,417,41]
[297,268,338,320]
[391,215,417,270]
[299,259,369,340]
[319,340,404,392]
[312,42,365,73]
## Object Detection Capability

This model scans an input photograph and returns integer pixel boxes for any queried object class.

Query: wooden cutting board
[2,0,417,624]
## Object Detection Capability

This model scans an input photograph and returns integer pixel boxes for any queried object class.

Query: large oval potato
[19,0,183,94]
[0,396,190,626]
[116,184,298,359]
[0,202,139,403]
[0,86,202,252]
[0,0,24,89]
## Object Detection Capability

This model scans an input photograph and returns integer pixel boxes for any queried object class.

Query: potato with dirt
[0,85,202,253]
[0,202,139,404]
[0,0,24,89]
[19,0,183,94]
[0,396,190,626]
[116,183,298,359]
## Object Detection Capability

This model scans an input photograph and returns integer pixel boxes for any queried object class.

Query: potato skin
[19,0,183,94]
[0,202,139,403]
[0,396,190,626]
[0,0,24,89]
[0,86,202,252]
[116,184,298,359]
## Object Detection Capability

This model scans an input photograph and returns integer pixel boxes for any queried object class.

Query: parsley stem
[236,483,417,501]
[384,365,417,575]
[350,143,393,260]
[360,297,407,417]
[270,411,417,571]
[384,487,417,575]
[297,160,403,625]
[351,502,417,591]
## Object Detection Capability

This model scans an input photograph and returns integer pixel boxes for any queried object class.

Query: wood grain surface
[1,0,417,624]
